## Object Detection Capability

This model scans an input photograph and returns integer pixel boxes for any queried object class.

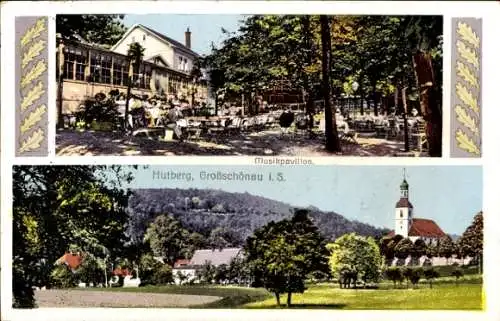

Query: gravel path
[56,129,420,156]
[35,289,222,308]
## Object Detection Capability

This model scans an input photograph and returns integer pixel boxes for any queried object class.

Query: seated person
[166,105,184,140]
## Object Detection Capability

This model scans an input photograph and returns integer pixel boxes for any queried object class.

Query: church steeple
[400,168,409,198]
[395,168,413,238]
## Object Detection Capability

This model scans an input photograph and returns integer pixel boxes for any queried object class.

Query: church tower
[394,169,413,238]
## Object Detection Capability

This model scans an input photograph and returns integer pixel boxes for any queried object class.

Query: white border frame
[2,1,499,321]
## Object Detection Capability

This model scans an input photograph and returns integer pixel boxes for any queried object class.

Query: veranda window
[113,58,125,85]
[63,49,75,80]
[101,55,112,84]
[90,53,102,83]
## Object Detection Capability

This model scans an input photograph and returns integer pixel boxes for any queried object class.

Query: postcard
[0,2,498,321]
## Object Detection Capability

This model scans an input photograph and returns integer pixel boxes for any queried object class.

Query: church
[387,171,446,245]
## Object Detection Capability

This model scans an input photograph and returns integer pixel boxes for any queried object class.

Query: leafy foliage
[13,165,135,307]
[327,233,383,286]
[56,15,126,48]
[245,209,329,306]
[126,188,388,248]
[457,212,483,264]
[143,214,194,265]
[385,267,403,288]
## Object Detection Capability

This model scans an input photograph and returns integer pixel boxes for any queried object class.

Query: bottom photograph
[11,165,483,310]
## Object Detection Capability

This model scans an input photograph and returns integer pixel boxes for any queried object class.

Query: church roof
[408,218,446,238]
[386,218,446,238]
[396,198,413,208]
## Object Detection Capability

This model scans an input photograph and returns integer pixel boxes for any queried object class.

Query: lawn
[78,277,483,310]
[244,282,483,310]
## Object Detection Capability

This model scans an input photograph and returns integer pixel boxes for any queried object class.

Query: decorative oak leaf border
[17,17,48,156]
[453,19,481,157]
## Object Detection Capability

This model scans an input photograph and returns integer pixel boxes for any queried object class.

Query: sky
[122,14,245,55]
[126,165,482,236]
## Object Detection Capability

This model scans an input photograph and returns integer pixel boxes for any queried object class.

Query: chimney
[185,27,191,49]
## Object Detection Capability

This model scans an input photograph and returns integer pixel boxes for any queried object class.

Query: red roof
[174,259,191,268]
[112,267,133,277]
[56,253,82,270]
[386,218,446,238]
[408,218,446,237]
[396,198,413,208]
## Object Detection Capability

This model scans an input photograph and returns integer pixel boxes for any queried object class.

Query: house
[56,24,209,116]
[111,24,199,74]
[55,252,83,272]
[172,248,243,285]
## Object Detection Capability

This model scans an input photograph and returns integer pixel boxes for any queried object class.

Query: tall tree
[320,15,341,152]
[457,211,483,271]
[402,16,443,156]
[13,165,134,307]
[124,42,145,130]
[245,209,329,307]
[143,214,192,266]
[328,233,383,286]
[56,15,126,48]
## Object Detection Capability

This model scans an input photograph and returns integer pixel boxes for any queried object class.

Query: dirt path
[56,129,422,157]
[35,289,222,308]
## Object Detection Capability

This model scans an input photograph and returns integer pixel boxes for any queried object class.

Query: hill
[126,188,389,245]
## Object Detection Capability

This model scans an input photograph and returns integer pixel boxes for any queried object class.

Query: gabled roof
[189,248,242,267]
[145,54,170,68]
[113,267,133,277]
[396,198,413,208]
[408,218,446,238]
[173,259,190,268]
[386,218,446,239]
[55,252,82,270]
[111,24,200,58]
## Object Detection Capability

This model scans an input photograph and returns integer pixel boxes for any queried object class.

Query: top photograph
[55,14,443,157]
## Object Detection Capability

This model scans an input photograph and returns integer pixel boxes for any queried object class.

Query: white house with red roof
[388,171,446,245]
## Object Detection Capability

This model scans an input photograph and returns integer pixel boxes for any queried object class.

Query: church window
[400,210,403,218]
[143,34,146,41]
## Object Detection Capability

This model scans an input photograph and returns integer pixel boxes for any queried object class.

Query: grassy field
[79,276,483,310]
[244,283,483,310]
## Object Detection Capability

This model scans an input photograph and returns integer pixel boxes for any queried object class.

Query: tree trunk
[320,15,341,153]
[360,92,364,115]
[275,292,281,306]
[402,87,410,152]
[287,292,292,307]
[124,78,132,132]
[412,51,441,157]
[215,94,219,116]
[302,15,315,137]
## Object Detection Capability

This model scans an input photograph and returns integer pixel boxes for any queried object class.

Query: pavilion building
[56,24,209,116]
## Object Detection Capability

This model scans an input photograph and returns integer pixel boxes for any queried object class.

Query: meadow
[72,275,483,310]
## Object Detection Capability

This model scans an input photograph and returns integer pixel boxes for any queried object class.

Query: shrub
[50,265,78,288]
[152,265,173,285]
[138,254,164,286]
[75,95,120,127]
[423,268,440,288]
[385,267,402,288]
[410,268,423,287]
[451,268,464,285]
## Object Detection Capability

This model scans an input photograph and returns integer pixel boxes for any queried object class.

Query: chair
[227,117,242,134]
[411,122,428,152]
